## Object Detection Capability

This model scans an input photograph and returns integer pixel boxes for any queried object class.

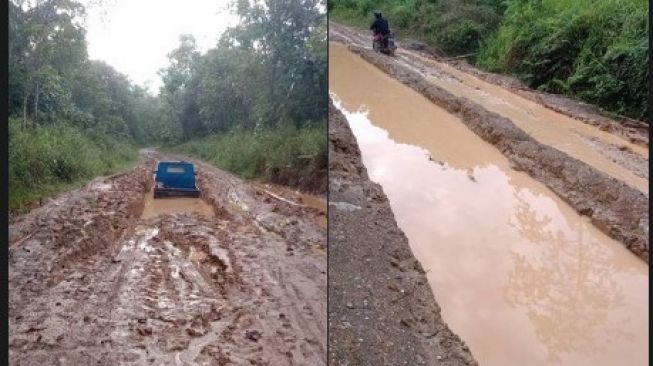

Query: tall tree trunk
[33,82,40,125]
[22,93,28,130]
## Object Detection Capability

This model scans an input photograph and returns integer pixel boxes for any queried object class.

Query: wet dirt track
[330,23,648,194]
[329,25,648,366]
[329,26,649,262]
[330,23,649,150]
[9,150,327,365]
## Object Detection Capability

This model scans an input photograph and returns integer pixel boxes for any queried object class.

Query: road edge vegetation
[329,0,648,121]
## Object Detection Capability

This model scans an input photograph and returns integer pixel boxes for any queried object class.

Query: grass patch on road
[168,123,327,193]
[9,118,138,212]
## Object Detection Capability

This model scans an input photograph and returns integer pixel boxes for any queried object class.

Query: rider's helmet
[374,10,382,18]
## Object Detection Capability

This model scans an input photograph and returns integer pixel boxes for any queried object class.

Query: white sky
[84,0,238,94]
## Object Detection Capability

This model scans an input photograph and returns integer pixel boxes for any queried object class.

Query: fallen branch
[260,189,305,207]
[10,232,34,247]
[443,53,475,61]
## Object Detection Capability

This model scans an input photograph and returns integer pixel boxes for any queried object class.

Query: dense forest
[9,0,327,210]
[329,0,648,121]
[160,0,327,191]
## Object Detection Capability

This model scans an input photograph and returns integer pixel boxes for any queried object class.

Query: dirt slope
[9,150,327,365]
[328,100,477,366]
[329,24,649,262]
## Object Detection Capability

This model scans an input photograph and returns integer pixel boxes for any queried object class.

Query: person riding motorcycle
[370,11,390,49]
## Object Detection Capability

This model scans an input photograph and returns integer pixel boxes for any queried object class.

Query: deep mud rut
[329,24,648,262]
[328,100,477,366]
[9,150,327,365]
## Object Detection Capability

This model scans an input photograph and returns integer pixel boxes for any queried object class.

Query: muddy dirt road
[331,23,648,194]
[330,24,648,366]
[9,150,327,365]
[330,24,649,262]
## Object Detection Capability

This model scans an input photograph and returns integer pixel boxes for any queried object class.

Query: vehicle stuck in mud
[153,161,201,198]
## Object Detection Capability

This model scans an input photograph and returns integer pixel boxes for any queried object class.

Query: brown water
[330,43,648,366]
[140,189,214,219]
[394,49,648,193]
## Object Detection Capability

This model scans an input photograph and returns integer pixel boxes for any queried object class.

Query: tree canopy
[157,0,327,142]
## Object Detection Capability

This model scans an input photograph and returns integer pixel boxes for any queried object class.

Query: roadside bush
[169,122,327,193]
[9,117,138,210]
[477,0,648,120]
[329,0,502,56]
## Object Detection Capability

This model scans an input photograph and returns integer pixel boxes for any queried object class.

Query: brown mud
[9,150,326,365]
[438,56,649,148]
[393,50,648,192]
[328,32,648,262]
[328,99,477,366]
[251,182,327,229]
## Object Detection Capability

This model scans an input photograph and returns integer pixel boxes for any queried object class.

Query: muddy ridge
[328,99,477,365]
[335,42,648,262]
[442,58,649,148]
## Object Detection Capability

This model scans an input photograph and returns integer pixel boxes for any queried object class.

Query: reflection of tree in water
[505,188,635,363]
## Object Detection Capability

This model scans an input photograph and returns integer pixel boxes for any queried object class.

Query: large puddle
[394,49,648,193]
[140,188,214,219]
[330,43,648,366]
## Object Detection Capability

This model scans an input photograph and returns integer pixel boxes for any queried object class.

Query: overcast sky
[84,0,238,93]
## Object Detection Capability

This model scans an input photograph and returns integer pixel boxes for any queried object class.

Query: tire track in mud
[329,28,648,262]
[389,50,649,192]
[9,151,327,365]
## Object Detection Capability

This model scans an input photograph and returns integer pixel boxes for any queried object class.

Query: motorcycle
[373,32,397,56]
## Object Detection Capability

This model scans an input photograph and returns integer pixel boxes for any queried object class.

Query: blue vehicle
[153,161,200,198]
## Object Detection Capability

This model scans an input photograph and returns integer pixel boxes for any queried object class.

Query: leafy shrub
[330,0,502,56]
[9,117,138,210]
[169,122,327,192]
[477,0,648,120]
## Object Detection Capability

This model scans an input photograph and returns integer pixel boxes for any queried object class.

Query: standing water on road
[330,43,648,366]
[394,49,649,193]
[141,188,214,219]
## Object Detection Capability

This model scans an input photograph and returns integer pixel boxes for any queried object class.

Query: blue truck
[153,161,200,198]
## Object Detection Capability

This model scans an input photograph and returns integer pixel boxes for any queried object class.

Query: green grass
[9,117,138,211]
[167,122,327,192]
[329,0,503,56]
[477,0,648,120]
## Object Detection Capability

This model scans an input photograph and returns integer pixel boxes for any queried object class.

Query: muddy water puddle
[394,49,648,193]
[141,188,214,219]
[330,43,648,366]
